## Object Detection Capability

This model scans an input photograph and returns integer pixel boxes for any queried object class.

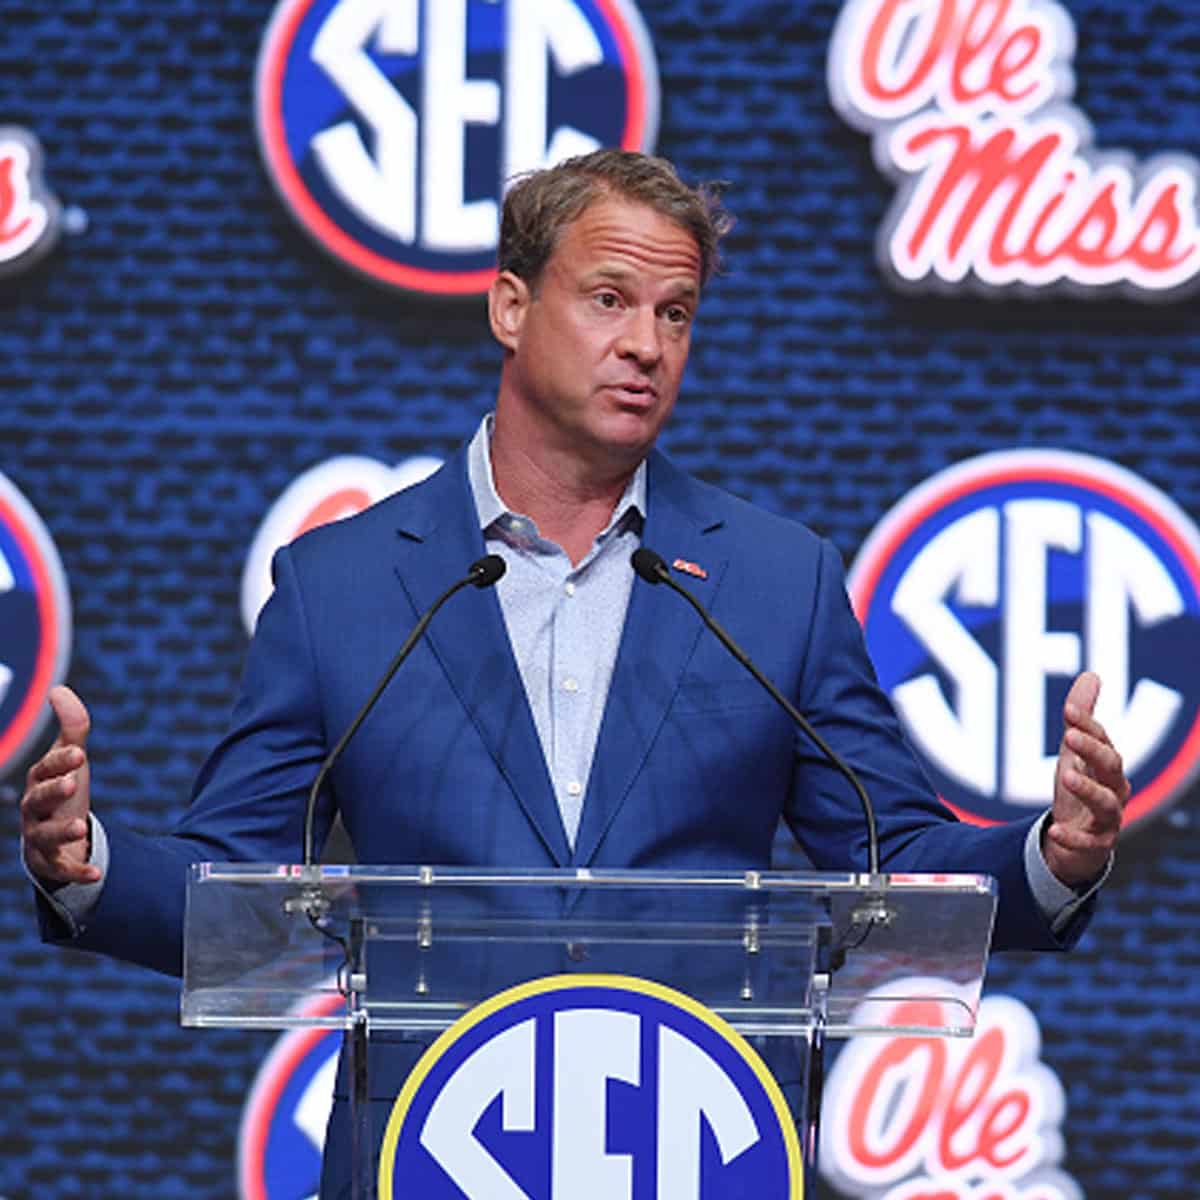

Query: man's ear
[488,271,531,352]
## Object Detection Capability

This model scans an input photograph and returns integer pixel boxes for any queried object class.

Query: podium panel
[184,866,996,1198]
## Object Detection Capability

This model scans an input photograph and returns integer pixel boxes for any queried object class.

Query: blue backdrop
[1,2,1197,1196]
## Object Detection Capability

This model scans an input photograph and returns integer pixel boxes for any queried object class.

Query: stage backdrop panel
[1,2,1197,1197]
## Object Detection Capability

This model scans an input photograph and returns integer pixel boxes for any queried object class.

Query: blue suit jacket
[43,446,1091,1195]
[53,446,1071,977]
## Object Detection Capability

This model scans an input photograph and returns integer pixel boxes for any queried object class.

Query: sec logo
[0,471,71,781]
[238,991,343,1200]
[848,449,1200,828]
[256,0,660,294]
[380,974,802,1199]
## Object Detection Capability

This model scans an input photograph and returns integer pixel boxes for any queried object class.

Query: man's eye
[665,306,691,324]
[595,291,620,308]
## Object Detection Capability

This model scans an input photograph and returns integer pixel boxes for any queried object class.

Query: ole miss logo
[819,988,1084,1200]
[255,0,660,295]
[828,0,1200,299]
[848,450,1200,829]
[240,453,442,634]
[0,472,72,781]
[0,126,62,278]
[380,975,802,1198]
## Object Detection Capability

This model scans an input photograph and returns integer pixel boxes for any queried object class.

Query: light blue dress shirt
[466,415,645,847]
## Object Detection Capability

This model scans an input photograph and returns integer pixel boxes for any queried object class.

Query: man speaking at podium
[21,150,1130,1192]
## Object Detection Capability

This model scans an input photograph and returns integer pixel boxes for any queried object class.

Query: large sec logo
[0,471,71,781]
[848,450,1200,828]
[380,974,802,1198]
[256,0,660,294]
[238,991,343,1200]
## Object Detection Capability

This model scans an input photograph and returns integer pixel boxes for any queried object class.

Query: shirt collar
[466,413,647,541]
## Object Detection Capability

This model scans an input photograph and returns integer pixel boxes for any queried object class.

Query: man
[21,150,1129,1190]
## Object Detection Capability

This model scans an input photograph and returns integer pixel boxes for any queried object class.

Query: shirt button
[562,677,579,693]
[566,780,582,797]
[564,581,576,596]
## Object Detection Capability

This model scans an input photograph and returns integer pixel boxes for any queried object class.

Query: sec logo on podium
[379,974,803,1199]
[848,449,1200,829]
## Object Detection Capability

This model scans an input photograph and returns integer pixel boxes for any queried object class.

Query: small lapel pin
[672,557,708,580]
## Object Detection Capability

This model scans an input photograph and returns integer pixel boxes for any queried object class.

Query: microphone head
[470,554,507,588]
[631,547,670,584]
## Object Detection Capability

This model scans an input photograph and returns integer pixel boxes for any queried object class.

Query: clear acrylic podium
[182,865,996,1198]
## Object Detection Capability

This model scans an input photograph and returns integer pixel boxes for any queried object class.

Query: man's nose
[616,307,661,368]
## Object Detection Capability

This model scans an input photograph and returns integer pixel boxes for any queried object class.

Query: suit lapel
[392,449,571,866]
[571,452,728,866]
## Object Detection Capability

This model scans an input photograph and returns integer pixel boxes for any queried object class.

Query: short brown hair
[498,149,732,289]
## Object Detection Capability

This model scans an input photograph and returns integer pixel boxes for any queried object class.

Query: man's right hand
[20,685,101,886]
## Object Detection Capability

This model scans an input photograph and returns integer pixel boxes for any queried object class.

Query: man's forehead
[554,197,703,281]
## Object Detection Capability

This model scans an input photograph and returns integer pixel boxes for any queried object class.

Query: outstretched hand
[20,685,100,886]
[1045,671,1130,887]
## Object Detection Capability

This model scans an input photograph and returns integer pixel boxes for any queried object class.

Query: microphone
[301,554,507,868]
[630,546,882,878]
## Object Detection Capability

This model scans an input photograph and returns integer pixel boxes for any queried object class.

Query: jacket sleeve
[36,543,336,976]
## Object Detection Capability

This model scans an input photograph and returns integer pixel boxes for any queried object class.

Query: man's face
[495,196,703,474]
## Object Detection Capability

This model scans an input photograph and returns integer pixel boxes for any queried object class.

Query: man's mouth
[610,381,657,400]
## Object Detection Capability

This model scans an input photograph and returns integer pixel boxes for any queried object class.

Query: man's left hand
[1045,671,1131,887]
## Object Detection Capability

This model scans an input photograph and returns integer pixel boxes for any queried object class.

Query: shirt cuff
[24,813,109,937]
[1024,811,1112,935]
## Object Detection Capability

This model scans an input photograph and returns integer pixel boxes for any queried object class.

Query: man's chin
[588,424,661,469]
[597,405,670,449]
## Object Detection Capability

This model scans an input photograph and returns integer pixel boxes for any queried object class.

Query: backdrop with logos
[1,1,1198,1197]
